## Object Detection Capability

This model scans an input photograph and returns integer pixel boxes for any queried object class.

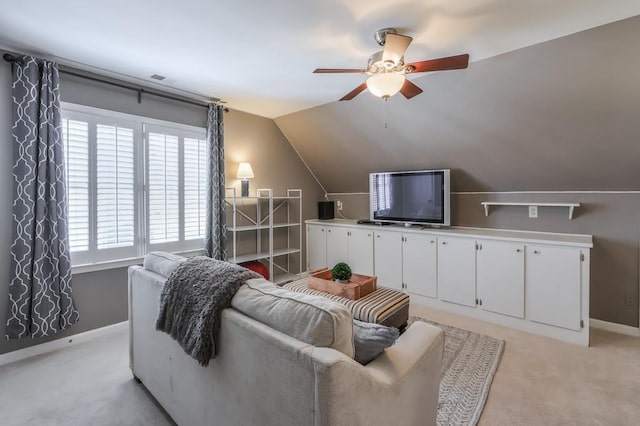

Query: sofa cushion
[352,319,400,365]
[143,252,185,277]
[231,278,355,358]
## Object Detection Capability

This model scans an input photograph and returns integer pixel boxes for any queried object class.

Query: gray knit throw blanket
[155,256,260,366]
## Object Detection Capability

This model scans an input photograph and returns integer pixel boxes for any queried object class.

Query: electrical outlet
[336,200,343,211]
[625,293,635,306]
[528,205,538,218]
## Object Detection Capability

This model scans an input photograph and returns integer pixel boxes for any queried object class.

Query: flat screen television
[369,169,450,226]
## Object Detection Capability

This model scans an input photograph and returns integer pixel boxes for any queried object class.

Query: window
[61,104,207,267]
[62,119,89,252]
[96,124,135,250]
[183,137,208,240]
[145,124,208,253]
[147,131,180,245]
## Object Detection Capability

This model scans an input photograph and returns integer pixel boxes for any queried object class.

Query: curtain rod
[3,53,227,111]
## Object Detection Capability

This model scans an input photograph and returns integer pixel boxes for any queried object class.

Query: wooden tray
[308,269,377,300]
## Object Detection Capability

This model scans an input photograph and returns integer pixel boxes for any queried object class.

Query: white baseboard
[590,318,640,337]
[0,321,128,367]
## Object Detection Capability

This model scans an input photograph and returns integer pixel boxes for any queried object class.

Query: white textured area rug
[408,316,505,426]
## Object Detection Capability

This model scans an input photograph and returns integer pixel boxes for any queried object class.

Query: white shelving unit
[481,202,581,219]
[226,188,302,283]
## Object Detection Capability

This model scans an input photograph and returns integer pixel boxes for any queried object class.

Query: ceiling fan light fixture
[366,73,405,99]
[315,27,469,102]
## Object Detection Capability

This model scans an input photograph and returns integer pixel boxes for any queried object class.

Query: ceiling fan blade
[407,54,469,73]
[400,80,423,99]
[382,34,413,65]
[340,83,368,101]
[313,68,366,74]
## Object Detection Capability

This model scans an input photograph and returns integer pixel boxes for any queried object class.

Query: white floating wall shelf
[480,202,581,219]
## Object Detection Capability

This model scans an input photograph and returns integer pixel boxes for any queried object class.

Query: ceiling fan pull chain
[383,98,389,128]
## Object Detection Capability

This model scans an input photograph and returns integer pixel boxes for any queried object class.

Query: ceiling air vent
[150,74,166,81]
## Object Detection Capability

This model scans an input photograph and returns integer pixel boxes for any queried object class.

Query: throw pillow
[352,319,400,365]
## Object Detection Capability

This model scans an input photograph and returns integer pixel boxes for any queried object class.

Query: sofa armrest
[311,321,444,426]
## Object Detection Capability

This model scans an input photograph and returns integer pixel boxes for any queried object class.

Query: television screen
[370,170,450,226]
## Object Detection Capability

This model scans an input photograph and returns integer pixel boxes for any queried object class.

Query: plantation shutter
[96,124,135,249]
[183,137,208,240]
[147,131,180,245]
[61,118,90,252]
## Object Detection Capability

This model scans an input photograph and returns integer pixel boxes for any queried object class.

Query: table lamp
[236,162,254,197]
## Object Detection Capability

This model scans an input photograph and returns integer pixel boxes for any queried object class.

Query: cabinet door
[437,236,476,307]
[348,228,374,276]
[326,226,349,269]
[527,245,582,331]
[307,225,327,271]
[373,230,403,291]
[477,240,525,318]
[403,233,437,298]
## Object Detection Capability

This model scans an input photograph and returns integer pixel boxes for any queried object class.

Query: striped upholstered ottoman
[282,278,410,329]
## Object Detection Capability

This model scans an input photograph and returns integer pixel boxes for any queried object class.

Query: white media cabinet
[306,219,593,346]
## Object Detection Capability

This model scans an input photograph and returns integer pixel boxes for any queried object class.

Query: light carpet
[409,316,505,426]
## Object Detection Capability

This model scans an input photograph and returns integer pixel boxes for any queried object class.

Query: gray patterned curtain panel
[5,56,79,340]
[205,104,227,260]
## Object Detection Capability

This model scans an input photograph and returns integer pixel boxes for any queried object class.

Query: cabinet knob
[442,241,447,245]
[430,240,435,243]
[516,248,522,253]
[368,233,371,237]
[534,250,540,254]
[328,229,331,233]
[377,235,381,238]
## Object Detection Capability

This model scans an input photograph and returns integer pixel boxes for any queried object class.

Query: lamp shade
[236,162,254,179]
[366,73,405,98]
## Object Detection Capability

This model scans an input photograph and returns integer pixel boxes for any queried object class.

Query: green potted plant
[332,262,352,284]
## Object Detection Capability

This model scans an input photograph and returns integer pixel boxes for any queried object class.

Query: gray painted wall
[59,71,207,128]
[276,17,640,327]
[224,109,325,277]
[0,58,323,355]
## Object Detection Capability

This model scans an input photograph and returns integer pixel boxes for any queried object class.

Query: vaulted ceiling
[275,16,640,192]
[0,0,639,118]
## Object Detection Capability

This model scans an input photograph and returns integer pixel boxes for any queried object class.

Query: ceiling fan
[314,28,469,101]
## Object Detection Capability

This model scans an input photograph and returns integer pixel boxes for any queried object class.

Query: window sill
[71,249,205,275]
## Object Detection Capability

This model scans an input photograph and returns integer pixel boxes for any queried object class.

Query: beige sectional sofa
[128,256,444,426]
